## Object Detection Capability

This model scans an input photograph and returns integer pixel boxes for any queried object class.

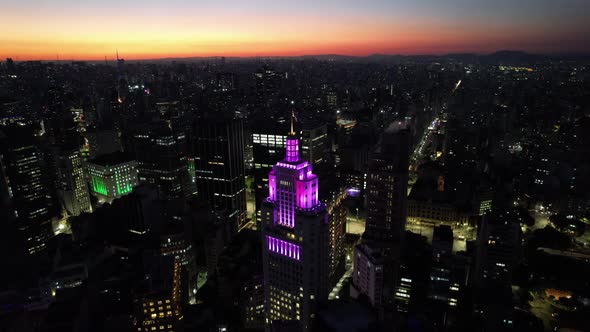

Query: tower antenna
[290,110,295,135]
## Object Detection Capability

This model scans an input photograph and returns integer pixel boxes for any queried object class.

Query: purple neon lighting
[285,137,299,162]
[296,176,318,209]
[278,190,295,227]
[267,135,321,228]
[266,236,301,260]
[347,187,361,197]
[268,172,276,201]
[276,161,309,170]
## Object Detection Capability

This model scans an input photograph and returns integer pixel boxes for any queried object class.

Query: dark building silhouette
[134,121,191,201]
[193,114,247,232]
[353,124,410,321]
[364,126,410,242]
[0,122,56,254]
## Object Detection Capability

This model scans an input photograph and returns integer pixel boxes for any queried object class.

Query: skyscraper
[0,122,55,255]
[261,118,330,331]
[193,114,247,232]
[250,119,288,226]
[300,123,328,165]
[364,127,410,243]
[473,212,521,330]
[255,65,279,106]
[55,147,92,216]
[352,243,384,307]
[134,121,191,201]
[352,124,410,318]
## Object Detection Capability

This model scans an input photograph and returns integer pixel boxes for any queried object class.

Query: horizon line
[5,50,590,62]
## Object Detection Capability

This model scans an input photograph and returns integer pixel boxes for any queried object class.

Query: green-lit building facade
[86,151,139,204]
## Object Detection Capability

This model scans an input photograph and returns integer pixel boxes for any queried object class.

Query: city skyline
[1,1,590,330]
[2,0,590,60]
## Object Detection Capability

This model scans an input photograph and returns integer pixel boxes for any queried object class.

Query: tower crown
[267,123,321,227]
[284,110,299,162]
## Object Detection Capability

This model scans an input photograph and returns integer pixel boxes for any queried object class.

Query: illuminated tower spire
[285,110,299,162]
[290,110,295,135]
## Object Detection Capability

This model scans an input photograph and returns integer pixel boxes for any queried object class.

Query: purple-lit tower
[261,120,329,331]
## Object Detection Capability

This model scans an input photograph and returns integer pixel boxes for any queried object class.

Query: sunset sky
[2,0,589,60]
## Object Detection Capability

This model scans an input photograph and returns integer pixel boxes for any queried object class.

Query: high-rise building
[255,65,279,105]
[300,123,328,165]
[251,120,288,225]
[473,212,521,330]
[160,220,197,304]
[429,226,454,305]
[0,122,55,255]
[364,128,410,243]
[474,212,521,287]
[242,274,265,330]
[351,243,384,307]
[86,151,138,204]
[193,115,247,232]
[135,257,184,332]
[353,125,410,318]
[133,121,191,201]
[252,130,287,170]
[261,123,330,331]
[55,147,92,216]
[320,178,347,289]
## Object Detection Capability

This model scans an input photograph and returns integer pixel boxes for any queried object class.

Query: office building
[320,179,347,288]
[86,151,138,204]
[429,226,454,305]
[134,121,191,201]
[135,258,184,332]
[261,124,330,331]
[242,274,265,330]
[300,123,328,165]
[55,147,92,216]
[474,213,520,287]
[252,130,287,170]
[0,122,55,255]
[251,121,288,225]
[193,115,247,231]
[364,127,410,242]
[351,243,384,307]
[255,65,279,105]
[353,125,410,317]
[161,221,197,304]
[473,212,521,330]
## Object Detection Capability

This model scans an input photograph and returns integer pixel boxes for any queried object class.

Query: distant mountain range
[20,50,590,64]
[135,50,590,64]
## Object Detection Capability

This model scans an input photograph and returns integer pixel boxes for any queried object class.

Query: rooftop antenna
[290,110,296,135]
[116,49,123,104]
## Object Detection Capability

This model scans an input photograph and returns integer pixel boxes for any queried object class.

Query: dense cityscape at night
[1,1,590,332]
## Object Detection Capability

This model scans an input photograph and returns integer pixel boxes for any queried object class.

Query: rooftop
[88,151,134,166]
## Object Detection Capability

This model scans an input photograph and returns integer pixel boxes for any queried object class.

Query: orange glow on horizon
[1,7,588,60]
